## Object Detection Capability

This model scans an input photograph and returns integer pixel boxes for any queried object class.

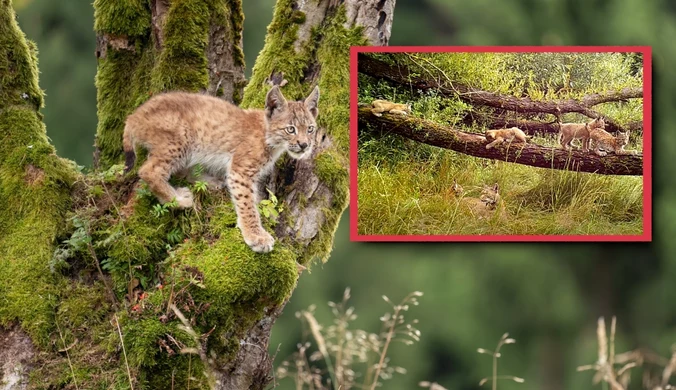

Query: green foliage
[259,188,283,220]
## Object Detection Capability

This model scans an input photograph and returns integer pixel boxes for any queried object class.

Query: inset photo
[350,47,651,241]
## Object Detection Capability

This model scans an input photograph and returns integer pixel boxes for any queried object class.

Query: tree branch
[358,107,643,176]
[357,53,642,132]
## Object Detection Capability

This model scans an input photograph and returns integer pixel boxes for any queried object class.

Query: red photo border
[349,46,652,242]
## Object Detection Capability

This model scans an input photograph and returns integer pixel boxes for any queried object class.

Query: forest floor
[357,133,644,236]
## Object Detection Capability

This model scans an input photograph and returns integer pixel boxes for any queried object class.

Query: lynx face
[479,183,501,209]
[265,86,319,159]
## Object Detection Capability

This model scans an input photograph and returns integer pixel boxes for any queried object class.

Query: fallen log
[358,107,643,176]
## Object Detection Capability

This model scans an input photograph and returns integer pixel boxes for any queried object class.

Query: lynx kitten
[484,127,530,150]
[558,117,605,151]
[123,85,320,253]
[461,183,505,219]
[588,128,631,156]
[371,100,411,116]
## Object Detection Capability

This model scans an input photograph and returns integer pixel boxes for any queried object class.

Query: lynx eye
[285,126,296,134]
[307,125,315,134]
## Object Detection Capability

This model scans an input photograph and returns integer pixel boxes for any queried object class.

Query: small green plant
[51,213,117,304]
[192,180,209,194]
[151,199,179,218]
[258,188,283,221]
[477,333,524,390]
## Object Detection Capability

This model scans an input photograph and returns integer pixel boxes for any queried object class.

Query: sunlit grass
[357,140,643,236]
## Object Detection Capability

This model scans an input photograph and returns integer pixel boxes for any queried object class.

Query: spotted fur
[123,86,320,253]
[588,128,631,156]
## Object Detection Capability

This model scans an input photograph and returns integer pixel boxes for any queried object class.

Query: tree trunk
[0,1,395,389]
[358,53,642,133]
[359,107,643,176]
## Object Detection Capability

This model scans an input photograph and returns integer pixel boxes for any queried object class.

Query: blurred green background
[12,0,674,389]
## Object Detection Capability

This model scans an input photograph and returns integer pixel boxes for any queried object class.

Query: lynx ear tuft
[493,183,500,192]
[304,86,320,118]
[266,86,288,117]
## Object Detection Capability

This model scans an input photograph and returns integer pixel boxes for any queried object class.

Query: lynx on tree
[484,127,530,150]
[123,85,320,253]
[588,128,632,156]
[371,100,411,116]
[558,117,605,151]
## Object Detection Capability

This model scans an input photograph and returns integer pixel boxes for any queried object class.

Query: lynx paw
[244,230,275,253]
[174,187,194,208]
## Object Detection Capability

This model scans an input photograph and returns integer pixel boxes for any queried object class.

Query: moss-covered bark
[0,0,77,347]
[1,0,394,388]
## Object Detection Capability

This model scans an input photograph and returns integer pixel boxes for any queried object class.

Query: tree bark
[358,53,642,133]
[358,107,643,176]
[1,1,394,390]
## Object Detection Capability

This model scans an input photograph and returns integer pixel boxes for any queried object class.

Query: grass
[357,133,644,236]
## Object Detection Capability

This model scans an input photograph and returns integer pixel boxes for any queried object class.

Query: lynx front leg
[485,137,503,150]
[389,109,408,116]
[138,156,193,208]
[227,170,274,253]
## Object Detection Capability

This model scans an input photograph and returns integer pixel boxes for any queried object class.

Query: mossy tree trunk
[0,0,395,389]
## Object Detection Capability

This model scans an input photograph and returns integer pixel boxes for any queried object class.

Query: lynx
[371,100,411,116]
[588,128,632,156]
[558,117,605,151]
[123,85,320,253]
[451,179,464,197]
[461,183,506,219]
[484,127,530,150]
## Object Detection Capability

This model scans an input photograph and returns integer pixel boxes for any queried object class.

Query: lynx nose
[298,142,308,151]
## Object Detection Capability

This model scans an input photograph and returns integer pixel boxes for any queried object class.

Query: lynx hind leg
[227,170,274,253]
[559,133,569,150]
[138,155,193,208]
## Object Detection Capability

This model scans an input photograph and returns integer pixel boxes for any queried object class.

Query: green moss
[0,4,77,347]
[170,230,297,360]
[240,0,314,108]
[151,0,210,92]
[0,4,43,110]
[93,0,151,37]
[94,47,153,168]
